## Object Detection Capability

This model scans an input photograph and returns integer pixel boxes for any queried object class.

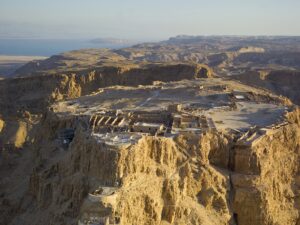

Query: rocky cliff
[1,107,300,225]
[0,63,211,115]
[233,70,300,105]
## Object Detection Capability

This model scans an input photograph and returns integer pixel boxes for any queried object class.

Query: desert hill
[12,36,300,105]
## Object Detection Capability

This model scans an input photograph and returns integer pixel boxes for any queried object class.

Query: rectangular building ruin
[88,107,215,140]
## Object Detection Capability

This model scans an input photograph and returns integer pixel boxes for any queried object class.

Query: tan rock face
[13,121,27,148]
[105,133,232,225]
[0,108,233,225]
[0,118,4,133]
[1,108,300,225]
[0,63,211,117]
[231,110,300,225]
[234,70,300,105]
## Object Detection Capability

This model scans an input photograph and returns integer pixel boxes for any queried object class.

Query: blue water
[0,39,131,56]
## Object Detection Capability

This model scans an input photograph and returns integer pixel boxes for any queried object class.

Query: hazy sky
[0,0,300,40]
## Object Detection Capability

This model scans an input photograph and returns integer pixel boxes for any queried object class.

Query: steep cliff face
[0,74,81,116]
[232,109,300,225]
[115,133,233,225]
[1,117,232,225]
[0,64,211,116]
[0,118,4,133]
[0,112,39,149]
[233,70,300,105]
[1,108,300,225]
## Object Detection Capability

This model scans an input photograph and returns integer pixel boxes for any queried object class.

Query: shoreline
[0,55,47,77]
[0,55,47,63]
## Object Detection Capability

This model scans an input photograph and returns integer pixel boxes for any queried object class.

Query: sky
[0,0,300,40]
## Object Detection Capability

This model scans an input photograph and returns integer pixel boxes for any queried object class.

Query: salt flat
[0,55,47,77]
